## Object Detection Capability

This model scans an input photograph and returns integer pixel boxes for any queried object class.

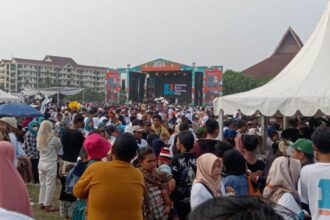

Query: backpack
[71,160,96,220]
[247,176,261,196]
[66,161,88,194]
[72,200,87,220]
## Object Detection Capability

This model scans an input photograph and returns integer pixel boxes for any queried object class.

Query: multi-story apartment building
[0,55,109,93]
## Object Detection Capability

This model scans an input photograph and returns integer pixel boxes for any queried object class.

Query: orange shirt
[73,160,144,220]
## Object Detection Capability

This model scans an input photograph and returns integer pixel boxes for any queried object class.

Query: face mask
[32,127,38,131]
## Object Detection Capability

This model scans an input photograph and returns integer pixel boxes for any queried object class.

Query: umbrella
[0,103,43,117]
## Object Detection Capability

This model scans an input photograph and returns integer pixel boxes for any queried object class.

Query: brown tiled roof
[12,58,55,66]
[242,27,303,80]
[243,53,297,79]
[8,56,109,73]
[43,55,77,66]
[77,64,108,71]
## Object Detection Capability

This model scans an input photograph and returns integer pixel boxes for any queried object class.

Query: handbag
[247,176,261,196]
[72,199,86,220]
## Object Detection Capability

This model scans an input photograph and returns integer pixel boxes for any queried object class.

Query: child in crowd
[59,164,76,219]
[158,146,172,166]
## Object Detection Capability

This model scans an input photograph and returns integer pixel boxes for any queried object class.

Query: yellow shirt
[73,160,144,220]
[151,125,170,138]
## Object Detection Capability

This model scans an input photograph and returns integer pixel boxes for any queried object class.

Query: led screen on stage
[154,73,192,104]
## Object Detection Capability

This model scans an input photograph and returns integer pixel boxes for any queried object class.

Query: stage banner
[106,70,121,103]
[204,67,223,105]
[155,73,192,104]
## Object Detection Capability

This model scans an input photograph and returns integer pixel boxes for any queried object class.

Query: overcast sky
[0,0,328,71]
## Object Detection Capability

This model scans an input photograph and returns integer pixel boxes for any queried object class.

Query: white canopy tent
[22,87,84,97]
[0,89,20,103]
[214,1,330,118]
[22,87,84,106]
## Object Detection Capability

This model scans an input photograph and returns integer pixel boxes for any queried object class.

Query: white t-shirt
[190,182,225,211]
[277,193,302,219]
[298,163,330,220]
[137,139,148,149]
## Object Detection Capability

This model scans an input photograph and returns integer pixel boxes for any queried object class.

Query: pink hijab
[0,141,33,217]
[193,153,222,197]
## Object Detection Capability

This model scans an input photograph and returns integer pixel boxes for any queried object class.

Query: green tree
[222,70,270,96]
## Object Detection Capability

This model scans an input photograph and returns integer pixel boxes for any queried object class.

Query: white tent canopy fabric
[22,87,84,97]
[214,1,330,117]
[0,89,20,103]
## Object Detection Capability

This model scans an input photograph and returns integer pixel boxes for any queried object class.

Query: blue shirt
[222,175,248,196]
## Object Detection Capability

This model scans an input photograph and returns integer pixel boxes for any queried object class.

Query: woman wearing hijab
[37,120,61,212]
[190,153,224,210]
[222,150,249,196]
[84,117,94,136]
[0,141,33,217]
[23,121,40,183]
[263,156,303,219]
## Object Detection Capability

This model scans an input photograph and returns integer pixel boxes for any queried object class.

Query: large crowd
[0,101,330,220]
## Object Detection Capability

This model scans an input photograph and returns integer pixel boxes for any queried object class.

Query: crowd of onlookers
[0,102,330,220]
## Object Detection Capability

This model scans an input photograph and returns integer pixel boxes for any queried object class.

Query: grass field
[28,181,65,220]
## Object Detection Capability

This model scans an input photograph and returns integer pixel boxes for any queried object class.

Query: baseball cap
[0,117,17,129]
[158,147,172,162]
[132,125,144,132]
[290,138,314,157]
[144,120,152,126]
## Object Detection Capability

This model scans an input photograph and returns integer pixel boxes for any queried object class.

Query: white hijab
[36,120,54,153]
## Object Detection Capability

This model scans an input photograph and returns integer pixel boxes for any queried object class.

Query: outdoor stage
[105,59,223,106]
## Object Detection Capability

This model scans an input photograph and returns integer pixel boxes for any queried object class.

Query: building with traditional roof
[0,55,109,93]
[242,27,303,80]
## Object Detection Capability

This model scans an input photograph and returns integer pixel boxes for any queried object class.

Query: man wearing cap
[142,120,153,141]
[291,138,314,167]
[132,125,148,149]
[0,117,26,164]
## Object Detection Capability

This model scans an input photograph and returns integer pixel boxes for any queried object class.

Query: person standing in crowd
[23,121,40,184]
[132,125,148,149]
[0,117,26,166]
[37,120,62,212]
[290,138,314,167]
[142,120,153,141]
[105,125,120,145]
[70,133,111,219]
[241,135,266,190]
[263,156,302,219]
[152,115,170,138]
[171,131,196,220]
[222,149,248,196]
[73,133,144,220]
[138,147,171,220]
[84,117,95,136]
[60,113,85,175]
[234,119,248,154]
[299,127,330,220]
[59,164,76,220]
[194,118,220,157]
[0,141,33,217]
[195,127,206,141]
[190,153,224,210]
